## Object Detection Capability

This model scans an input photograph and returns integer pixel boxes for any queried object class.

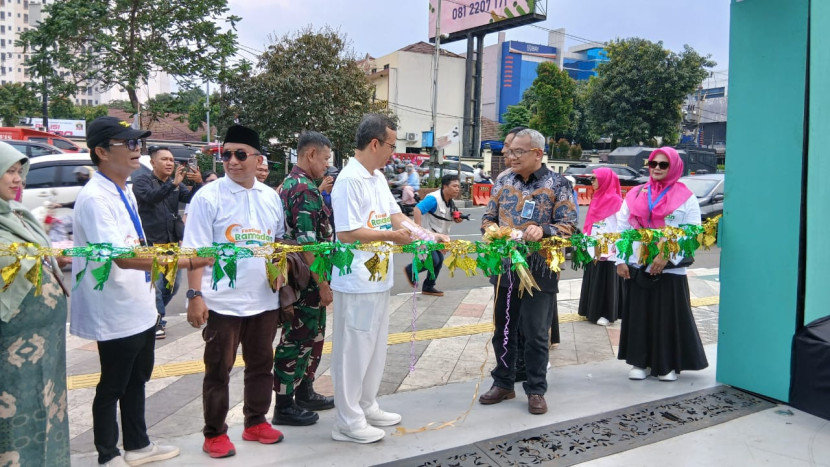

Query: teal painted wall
[718,0,808,402]
[805,0,830,325]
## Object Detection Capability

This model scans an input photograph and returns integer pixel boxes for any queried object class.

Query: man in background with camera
[133,145,203,339]
[403,173,464,297]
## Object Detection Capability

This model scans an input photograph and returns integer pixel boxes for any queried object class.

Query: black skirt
[578,260,622,323]
[617,267,708,376]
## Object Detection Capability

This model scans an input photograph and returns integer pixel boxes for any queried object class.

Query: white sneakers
[596,317,610,326]
[331,408,402,444]
[331,425,386,444]
[101,456,129,467]
[123,441,180,466]
[629,367,678,381]
[658,370,678,382]
[628,366,648,380]
[364,408,402,427]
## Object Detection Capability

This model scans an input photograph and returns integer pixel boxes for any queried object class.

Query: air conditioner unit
[406,132,417,141]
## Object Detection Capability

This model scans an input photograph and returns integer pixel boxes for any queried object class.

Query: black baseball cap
[86,116,152,150]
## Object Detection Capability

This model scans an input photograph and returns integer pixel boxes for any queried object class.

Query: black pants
[491,288,555,395]
[407,250,444,290]
[93,326,155,464]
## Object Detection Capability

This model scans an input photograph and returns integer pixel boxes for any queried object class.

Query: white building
[366,42,467,157]
[1,0,170,106]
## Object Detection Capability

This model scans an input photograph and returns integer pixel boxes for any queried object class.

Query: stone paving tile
[453,303,486,318]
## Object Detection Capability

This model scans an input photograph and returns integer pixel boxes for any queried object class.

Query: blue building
[481,32,608,124]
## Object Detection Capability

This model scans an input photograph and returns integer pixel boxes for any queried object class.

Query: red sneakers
[203,434,236,458]
[242,422,284,444]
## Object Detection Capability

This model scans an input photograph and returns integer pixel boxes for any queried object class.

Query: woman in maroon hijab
[615,147,708,382]
[578,167,623,326]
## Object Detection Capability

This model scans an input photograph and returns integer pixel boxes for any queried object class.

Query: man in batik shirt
[272,131,336,426]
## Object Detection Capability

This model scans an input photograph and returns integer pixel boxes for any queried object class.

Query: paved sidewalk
[67,267,725,463]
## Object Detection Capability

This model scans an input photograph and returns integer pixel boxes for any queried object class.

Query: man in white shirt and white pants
[330,114,447,444]
[184,125,286,459]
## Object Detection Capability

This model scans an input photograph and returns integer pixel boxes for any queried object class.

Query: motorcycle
[391,186,420,217]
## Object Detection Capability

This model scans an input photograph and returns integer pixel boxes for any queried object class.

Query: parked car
[564,163,649,186]
[6,140,65,158]
[432,162,476,183]
[0,127,87,153]
[679,174,724,220]
[21,154,95,216]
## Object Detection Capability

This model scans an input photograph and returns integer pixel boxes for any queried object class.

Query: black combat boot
[271,393,319,426]
[294,379,335,411]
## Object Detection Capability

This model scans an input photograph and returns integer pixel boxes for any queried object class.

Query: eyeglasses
[377,139,396,151]
[505,147,537,159]
[647,160,670,170]
[108,139,140,151]
[221,149,261,162]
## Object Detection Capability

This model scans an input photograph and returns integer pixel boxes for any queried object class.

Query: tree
[0,83,39,126]
[19,0,239,128]
[565,81,599,149]
[586,38,714,146]
[524,62,576,142]
[500,105,532,138]
[228,27,376,160]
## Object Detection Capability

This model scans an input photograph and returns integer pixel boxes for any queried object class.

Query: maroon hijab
[625,147,693,228]
[583,167,622,235]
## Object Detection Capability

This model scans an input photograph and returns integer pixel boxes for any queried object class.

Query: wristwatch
[186,289,203,299]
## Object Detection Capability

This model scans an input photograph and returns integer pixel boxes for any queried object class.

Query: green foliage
[569,143,583,161]
[500,105,532,138]
[565,81,599,149]
[19,0,239,125]
[0,83,40,126]
[555,138,570,159]
[587,38,714,146]
[227,27,377,156]
[525,62,576,141]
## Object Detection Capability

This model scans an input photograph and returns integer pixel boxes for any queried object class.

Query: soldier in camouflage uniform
[272,131,336,426]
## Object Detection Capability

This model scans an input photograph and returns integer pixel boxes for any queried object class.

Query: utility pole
[430,0,442,178]
[207,81,214,172]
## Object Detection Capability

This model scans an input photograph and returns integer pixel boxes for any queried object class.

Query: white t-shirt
[70,173,157,341]
[615,194,701,275]
[330,158,402,294]
[587,213,620,261]
[182,177,285,316]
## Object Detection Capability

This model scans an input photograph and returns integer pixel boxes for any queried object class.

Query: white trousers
[331,290,390,431]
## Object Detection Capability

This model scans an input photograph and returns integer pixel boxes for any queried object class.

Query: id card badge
[521,200,536,219]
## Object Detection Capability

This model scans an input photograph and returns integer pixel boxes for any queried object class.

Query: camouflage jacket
[280,166,333,244]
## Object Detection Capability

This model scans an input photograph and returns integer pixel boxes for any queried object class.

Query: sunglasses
[221,149,261,162]
[108,139,140,151]
[647,160,670,170]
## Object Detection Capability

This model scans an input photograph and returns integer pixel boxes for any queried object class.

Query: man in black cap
[183,125,287,458]
[71,116,211,466]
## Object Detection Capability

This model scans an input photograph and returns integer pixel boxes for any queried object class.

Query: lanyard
[98,172,146,246]
[647,185,671,213]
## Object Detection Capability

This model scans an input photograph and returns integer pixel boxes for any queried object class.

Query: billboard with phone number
[428,0,546,43]
[24,118,87,137]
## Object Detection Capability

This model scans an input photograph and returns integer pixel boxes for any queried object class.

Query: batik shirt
[280,166,332,245]
[481,164,578,291]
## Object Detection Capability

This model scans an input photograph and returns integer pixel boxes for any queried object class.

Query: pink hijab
[583,167,622,235]
[625,147,693,228]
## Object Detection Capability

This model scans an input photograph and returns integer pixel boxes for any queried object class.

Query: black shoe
[404,265,416,288]
[272,401,319,426]
[154,323,166,340]
[295,380,335,411]
[421,287,444,297]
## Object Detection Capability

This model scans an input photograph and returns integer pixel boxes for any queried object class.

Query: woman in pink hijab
[615,147,707,382]
[577,167,623,326]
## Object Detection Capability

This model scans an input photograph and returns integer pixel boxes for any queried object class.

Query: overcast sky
[226,0,731,71]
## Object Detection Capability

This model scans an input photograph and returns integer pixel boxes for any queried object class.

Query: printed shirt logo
[224,224,273,244]
[366,211,392,230]
[665,214,676,221]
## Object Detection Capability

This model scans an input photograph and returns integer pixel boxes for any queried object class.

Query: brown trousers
[202,309,280,438]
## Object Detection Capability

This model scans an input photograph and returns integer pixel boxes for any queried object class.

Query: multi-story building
[481,31,608,123]
[1,0,170,107]
[681,70,728,149]
[366,42,467,157]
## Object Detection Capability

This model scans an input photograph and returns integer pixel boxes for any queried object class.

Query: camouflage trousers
[273,284,327,396]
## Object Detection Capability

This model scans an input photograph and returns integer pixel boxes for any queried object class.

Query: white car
[22,154,96,214]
